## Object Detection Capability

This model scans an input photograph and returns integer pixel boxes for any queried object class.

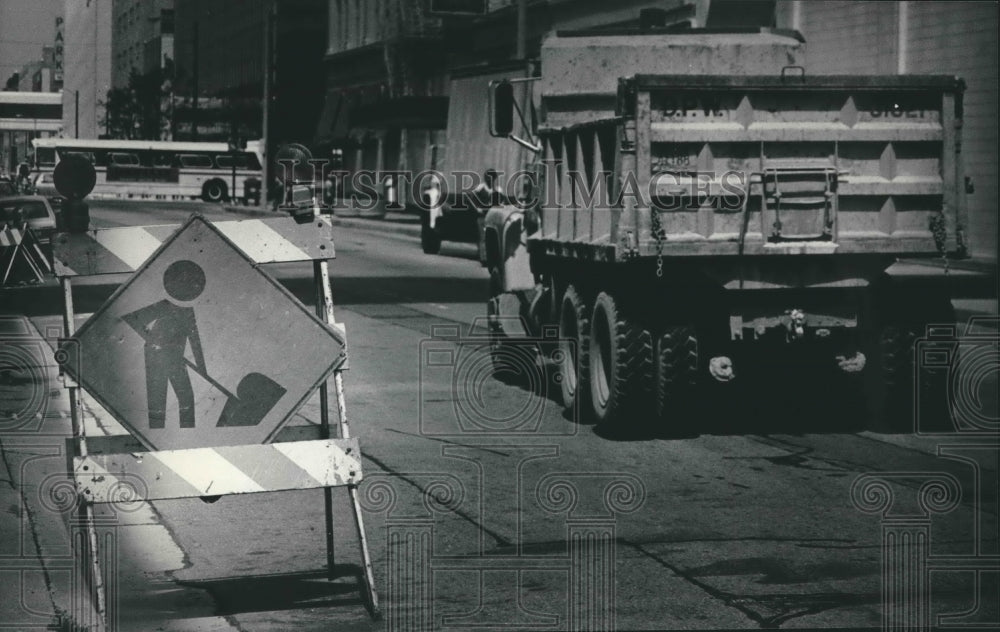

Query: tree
[102,63,176,140]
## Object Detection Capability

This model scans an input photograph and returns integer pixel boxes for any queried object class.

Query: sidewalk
[0,314,104,630]
[0,314,234,631]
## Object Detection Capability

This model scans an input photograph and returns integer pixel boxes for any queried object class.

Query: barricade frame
[53,214,380,627]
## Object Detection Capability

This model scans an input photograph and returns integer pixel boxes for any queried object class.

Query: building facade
[0,92,62,175]
[15,47,63,93]
[108,0,175,139]
[61,0,113,139]
[111,0,174,89]
[319,0,714,205]
[172,0,326,147]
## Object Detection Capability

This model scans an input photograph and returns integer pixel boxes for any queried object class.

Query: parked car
[0,177,17,198]
[33,171,61,198]
[0,195,59,246]
[31,171,65,211]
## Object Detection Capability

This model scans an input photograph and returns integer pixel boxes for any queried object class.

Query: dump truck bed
[533,73,966,261]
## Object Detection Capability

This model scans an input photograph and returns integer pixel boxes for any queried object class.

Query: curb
[0,316,105,630]
[327,215,421,239]
[221,204,276,218]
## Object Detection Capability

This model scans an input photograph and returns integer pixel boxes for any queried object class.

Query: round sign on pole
[53,154,97,200]
[273,143,314,184]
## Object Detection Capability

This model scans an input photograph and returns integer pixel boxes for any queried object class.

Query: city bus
[30,137,264,203]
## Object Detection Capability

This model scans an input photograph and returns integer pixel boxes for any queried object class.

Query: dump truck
[482,25,968,432]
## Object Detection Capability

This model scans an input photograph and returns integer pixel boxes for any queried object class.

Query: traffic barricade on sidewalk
[53,213,380,629]
[1,223,52,286]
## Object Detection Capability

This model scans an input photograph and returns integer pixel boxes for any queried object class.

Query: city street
[1,200,997,631]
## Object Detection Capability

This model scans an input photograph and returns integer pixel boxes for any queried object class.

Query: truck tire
[655,326,698,433]
[866,324,918,431]
[865,296,955,432]
[588,291,653,428]
[421,222,442,254]
[558,285,590,418]
[202,179,227,203]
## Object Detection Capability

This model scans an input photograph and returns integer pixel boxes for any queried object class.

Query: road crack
[626,539,878,628]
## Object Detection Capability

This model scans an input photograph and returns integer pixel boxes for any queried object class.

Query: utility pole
[516,0,530,159]
[192,21,199,141]
[75,90,79,138]
[261,0,272,207]
[516,0,527,60]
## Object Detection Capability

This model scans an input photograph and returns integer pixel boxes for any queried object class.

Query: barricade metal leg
[313,261,337,579]
[314,259,381,617]
[62,277,110,630]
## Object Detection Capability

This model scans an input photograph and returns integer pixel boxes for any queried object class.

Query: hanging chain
[929,211,950,274]
[650,208,665,278]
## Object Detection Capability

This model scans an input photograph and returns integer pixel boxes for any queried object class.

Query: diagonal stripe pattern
[95,226,161,270]
[2,224,50,285]
[0,225,23,247]
[74,438,361,503]
[53,216,335,276]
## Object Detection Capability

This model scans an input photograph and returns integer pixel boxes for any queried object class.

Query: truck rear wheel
[588,291,653,427]
[558,285,590,419]
[655,326,698,434]
[865,296,955,432]
[421,222,442,254]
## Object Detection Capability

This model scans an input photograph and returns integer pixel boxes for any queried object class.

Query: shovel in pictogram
[185,360,287,427]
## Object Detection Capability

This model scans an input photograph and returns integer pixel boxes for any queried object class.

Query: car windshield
[0,201,49,221]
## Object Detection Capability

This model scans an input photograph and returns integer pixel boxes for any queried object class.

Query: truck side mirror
[490,80,515,138]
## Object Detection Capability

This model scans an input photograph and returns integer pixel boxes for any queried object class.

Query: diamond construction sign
[61,215,346,451]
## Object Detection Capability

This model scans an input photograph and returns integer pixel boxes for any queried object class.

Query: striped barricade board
[1,224,52,285]
[73,438,361,503]
[52,214,335,277]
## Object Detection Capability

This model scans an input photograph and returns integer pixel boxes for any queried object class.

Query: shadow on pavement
[176,567,366,616]
[280,275,487,305]
[1,274,489,316]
